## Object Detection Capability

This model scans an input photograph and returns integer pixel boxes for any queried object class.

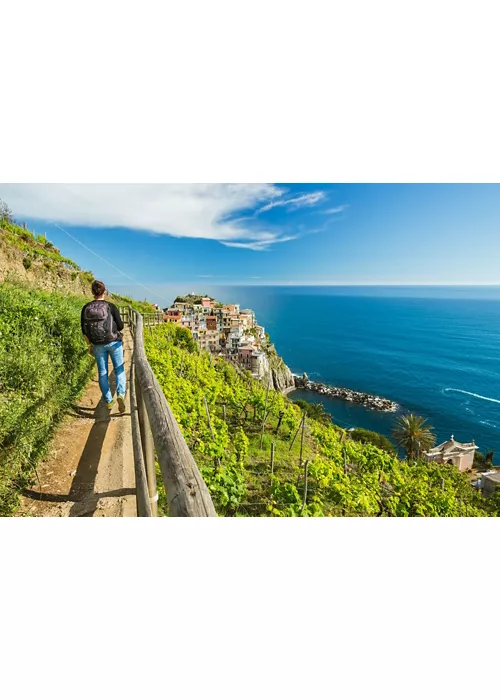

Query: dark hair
[92,280,106,297]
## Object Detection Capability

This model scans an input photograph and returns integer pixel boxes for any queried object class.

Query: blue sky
[2,184,500,299]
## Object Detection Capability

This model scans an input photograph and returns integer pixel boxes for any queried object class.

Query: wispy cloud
[257,191,326,214]
[323,205,349,214]
[0,183,301,251]
[221,235,299,251]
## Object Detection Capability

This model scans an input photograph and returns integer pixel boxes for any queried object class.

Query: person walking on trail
[81,280,126,412]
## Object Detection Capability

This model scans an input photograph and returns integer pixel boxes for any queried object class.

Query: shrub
[349,428,396,454]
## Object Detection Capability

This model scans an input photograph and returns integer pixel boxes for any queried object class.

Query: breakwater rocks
[294,373,399,412]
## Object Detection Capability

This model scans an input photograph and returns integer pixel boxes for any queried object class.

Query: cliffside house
[423,436,479,472]
[228,326,244,351]
[238,346,254,370]
[198,329,220,353]
[201,297,212,308]
[251,350,269,379]
[164,308,182,324]
[240,309,255,329]
[206,315,217,331]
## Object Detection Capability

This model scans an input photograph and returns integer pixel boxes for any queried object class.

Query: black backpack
[83,301,120,344]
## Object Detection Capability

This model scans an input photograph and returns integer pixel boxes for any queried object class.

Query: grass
[0,282,94,515]
[1,220,84,271]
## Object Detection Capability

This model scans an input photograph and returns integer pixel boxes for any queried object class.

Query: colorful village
[163,294,270,380]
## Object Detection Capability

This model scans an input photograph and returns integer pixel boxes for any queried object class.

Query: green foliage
[0,214,97,289]
[173,293,212,305]
[0,283,94,515]
[293,398,332,425]
[109,292,155,314]
[0,199,13,223]
[474,449,494,471]
[349,428,396,454]
[144,324,493,517]
[391,413,436,460]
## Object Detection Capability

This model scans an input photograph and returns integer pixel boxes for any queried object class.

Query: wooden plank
[130,359,153,517]
[136,374,158,516]
[134,314,216,517]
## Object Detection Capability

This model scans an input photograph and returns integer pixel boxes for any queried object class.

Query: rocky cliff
[264,344,295,394]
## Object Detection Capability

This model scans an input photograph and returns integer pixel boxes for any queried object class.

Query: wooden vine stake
[343,447,348,475]
[300,459,309,516]
[299,414,306,467]
[270,441,275,478]
[259,374,272,449]
[275,410,284,435]
[223,403,227,422]
[203,396,221,468]
[289,414,305,451]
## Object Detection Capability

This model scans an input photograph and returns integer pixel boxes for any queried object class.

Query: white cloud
[221,234,298,251]
[0,183,309,249]
[257,191,326,213]
[323,205,349,214]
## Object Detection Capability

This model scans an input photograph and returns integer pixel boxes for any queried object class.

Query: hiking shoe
[117,394,126,413]
[106,400,115,410]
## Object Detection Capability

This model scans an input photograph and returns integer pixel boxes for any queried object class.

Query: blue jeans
[93,340,126,404]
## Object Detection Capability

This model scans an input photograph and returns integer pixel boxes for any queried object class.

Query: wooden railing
[120,306,216,517]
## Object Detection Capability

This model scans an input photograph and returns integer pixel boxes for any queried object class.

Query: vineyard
[145,323,498,517]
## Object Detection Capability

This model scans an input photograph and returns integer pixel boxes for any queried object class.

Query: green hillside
[145,323,497,516]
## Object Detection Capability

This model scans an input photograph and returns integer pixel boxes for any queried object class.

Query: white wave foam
[444,388,500,404]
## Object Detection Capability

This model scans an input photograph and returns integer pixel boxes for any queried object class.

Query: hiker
[81,280,126,412]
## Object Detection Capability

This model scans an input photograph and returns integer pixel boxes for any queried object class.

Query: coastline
[288,373,399,412]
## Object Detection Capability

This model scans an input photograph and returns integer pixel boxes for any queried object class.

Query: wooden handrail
[128,306,216,517]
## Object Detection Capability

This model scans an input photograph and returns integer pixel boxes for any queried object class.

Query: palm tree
[391,413,436,461]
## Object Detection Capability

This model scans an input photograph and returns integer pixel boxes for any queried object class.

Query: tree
[350,428,396,454]
[0,199,13,224]
[391,413,435,460]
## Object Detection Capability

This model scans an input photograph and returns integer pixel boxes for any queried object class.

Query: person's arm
[109,303,124,332]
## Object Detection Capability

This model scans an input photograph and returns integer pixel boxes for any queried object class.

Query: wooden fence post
[136,374,158,516]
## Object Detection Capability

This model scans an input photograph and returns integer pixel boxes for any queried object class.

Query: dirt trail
[18,330,137,517]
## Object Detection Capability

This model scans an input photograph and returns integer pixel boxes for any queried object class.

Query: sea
[199,285,500,456]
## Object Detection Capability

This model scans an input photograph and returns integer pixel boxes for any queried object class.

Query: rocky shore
[293,373,399,412]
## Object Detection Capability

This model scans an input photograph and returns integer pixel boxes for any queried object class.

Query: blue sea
[201,286,500,456]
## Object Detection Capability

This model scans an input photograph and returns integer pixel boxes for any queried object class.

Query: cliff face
[265,344,295,394]
[0,236,92,297]
[271,361,295,393]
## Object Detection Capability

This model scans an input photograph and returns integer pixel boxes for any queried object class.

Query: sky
[1,184,500,300]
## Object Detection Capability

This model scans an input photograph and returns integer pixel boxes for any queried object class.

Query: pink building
[201,297,212,308]
[238,346,254,370]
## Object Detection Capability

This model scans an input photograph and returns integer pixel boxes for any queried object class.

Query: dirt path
[18,331,137,517]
